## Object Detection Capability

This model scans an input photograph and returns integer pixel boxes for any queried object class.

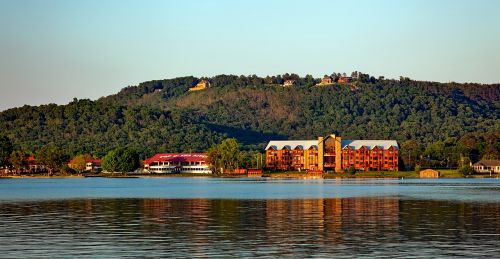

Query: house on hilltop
[316,75,334,86]
[189,80,210,91]
[338,76,352,84]
[283,79,296,87]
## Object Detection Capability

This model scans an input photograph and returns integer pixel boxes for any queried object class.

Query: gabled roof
[144,153,208,164]
[472,160,500,167]
[265,139,399,151]
[341,140,399,150]
[265,140,318,150]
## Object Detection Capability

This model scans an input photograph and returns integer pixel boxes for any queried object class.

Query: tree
[101,147,139,173]
[0,135,13,168]
[36,144,69,175]
[401,140,420,169]
[458,165,475,176]
[9,150,27,174]
[70,154,93,173]
[207,138,242,174]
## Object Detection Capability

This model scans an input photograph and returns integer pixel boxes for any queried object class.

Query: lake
[0,178,499,257]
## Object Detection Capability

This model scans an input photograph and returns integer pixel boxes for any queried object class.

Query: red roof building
[143,153,212,174]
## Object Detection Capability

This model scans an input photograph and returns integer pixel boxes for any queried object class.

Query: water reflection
[0,198,499,257]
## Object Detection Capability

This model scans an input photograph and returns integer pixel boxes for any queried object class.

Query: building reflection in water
[0,197,499,257]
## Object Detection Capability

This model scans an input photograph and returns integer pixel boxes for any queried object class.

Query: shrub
[458,165,475,176]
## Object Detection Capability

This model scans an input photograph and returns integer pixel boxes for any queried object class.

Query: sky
[0,0,499,110]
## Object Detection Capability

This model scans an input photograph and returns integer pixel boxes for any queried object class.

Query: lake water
[0,178,499,257]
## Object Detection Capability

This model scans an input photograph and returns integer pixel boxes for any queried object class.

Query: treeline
[0,99,225,158]
[0,72,499,171]
[0,135,258,175]
[400,131,499,170]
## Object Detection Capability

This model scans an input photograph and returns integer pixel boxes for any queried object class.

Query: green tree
[36,145,69,175]
[458,165,475,177]
[207,138,242,174]
[9,150,27,174]
[401,140,420,169]
[0,135,13,168]
[101,147,139,173]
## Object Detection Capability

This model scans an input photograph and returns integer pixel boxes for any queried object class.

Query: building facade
[316,75,333,86]
[472,160,500,174]
[338,76,352,84]
[265,134,399,172]
[143,153,212,174]
[86,160,102,171]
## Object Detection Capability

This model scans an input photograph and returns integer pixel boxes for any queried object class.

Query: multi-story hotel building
[265,134,399,172]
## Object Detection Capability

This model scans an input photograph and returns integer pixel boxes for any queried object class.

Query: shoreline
[1,173,497,179]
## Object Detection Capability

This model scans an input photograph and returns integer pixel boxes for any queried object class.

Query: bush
[347,166,356,175]
[60,165,77,175]
[414,165,421,172]
[458,165,475,176]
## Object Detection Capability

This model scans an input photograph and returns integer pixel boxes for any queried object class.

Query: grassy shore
[323,171,418,179]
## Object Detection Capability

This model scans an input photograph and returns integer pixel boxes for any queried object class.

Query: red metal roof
[90,159,101,165]
[144,153,208,165]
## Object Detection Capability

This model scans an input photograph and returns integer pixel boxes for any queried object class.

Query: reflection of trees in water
[0,198,499,254]
[399,200,500,242]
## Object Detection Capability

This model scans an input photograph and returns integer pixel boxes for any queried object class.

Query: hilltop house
[316,75,334,86]
[265,134,399,172]
[143,153,212,174]
[472,160,500,174]
[283,79,296,87]
[338,76,352,84]
[189,80,210,91]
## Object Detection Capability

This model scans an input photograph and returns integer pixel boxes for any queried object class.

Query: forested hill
[1,73,499,161]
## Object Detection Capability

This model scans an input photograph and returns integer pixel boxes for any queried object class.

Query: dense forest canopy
[0,72,498,169]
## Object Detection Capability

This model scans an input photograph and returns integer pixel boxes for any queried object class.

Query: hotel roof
[341,140,399,150]
[265,139,398,150]
[265,140,318,150]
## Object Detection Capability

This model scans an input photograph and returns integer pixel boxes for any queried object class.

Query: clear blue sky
[1,0,499,110]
